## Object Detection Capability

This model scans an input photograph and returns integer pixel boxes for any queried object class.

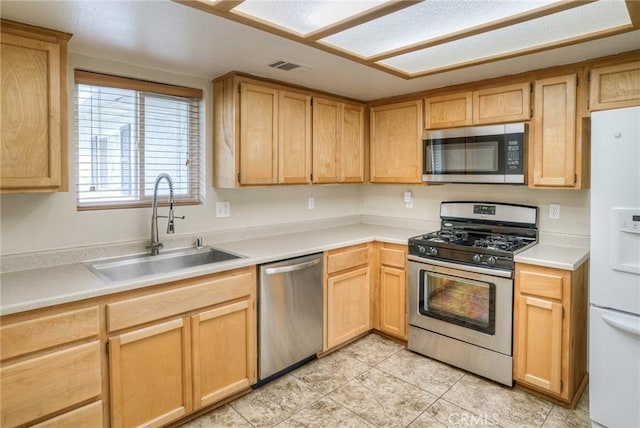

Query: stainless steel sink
[85,246,243,283]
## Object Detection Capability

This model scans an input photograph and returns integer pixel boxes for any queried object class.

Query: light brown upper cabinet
[589,61,640,111]
[472,82,531,125]
[529,74,587,189]
[424,92,473,129]
[370,100,423,184]
[0,20,71,193]
[424,82,530,129]
[278,90,312,184]
[312,97,365,183]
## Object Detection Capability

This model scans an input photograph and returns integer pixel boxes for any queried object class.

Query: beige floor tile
[230,374,323,428]
[179,404,252,428]
[275,397,376,428]
[377,349,465,396]
[336,333,404,366]
[290,351,371,395]
[329,367,438,428]
[542,390,590,428]
[409,399,500,428]
[442,374,554,428]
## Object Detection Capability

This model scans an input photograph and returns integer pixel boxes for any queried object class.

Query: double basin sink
[85,246,242,283]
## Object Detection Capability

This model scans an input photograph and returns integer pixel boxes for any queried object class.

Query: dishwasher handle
[263,258,321,275]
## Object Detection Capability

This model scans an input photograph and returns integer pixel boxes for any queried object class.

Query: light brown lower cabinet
[376,243,408,341]
[514,261,588,406]
[325,244,371,350]
[107,267,256,428]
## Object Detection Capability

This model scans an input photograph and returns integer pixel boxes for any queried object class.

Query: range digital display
[633,215,640,222]
[473,204,496,215]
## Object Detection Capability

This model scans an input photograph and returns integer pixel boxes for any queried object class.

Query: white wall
[0,55,590,256]
[0,55,360,255]
[360,184,590,236]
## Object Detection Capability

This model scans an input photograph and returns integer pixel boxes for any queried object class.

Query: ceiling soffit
[174,0,640,80]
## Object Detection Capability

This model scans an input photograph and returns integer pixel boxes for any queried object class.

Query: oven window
[419,271,496,335]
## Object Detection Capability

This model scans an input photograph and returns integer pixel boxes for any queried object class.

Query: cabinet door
[379,266,407,340]
[1,33,63,191]
[327,267,371,349]
[341,102,365,183]
[279,90,311,184]
[312,97,341,183]
[191,299,255,409]
[109,318,192,428]
[424,92,472,129]
[473,82,531,124]
[530,74,577,187]
[370,100,423,183]
[240,83,278,185]
[589,61,640,111]
[515,295,563,394]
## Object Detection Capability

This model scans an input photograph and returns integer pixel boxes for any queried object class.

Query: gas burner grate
[473,235,527,252]
[423,229,469,244]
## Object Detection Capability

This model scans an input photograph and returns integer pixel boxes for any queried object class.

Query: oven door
[408,258,513,355]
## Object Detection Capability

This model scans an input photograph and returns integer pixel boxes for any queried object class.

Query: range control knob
[473,254,482,263]
[418,245,427,254]
[429,247,438,256]
[487,256,497,266]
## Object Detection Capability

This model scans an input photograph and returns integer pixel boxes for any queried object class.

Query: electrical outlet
[308,197,315,210]
[549,204,560,220]
[216,201,230,218]
[404,191,413,208]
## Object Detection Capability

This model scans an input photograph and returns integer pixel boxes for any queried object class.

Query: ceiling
[1,0,638,101]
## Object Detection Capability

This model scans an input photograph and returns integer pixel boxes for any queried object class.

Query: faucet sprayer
[146,173,184,255]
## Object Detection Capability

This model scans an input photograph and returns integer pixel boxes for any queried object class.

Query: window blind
[74,71,203,210]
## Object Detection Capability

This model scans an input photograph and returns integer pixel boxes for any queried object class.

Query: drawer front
[1,341,102,427]
[517,265,567,300]
[31,401,103,428]
[1,306,100,361]
[327,246,369,274]
[380,247,406,269]
[107,267,255,332]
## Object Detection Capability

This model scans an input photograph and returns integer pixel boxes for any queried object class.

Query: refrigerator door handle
[602,314,640,338]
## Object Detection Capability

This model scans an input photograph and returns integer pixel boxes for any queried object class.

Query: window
[75,71,203,209]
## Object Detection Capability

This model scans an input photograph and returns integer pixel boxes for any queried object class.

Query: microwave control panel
[506,139,522,171]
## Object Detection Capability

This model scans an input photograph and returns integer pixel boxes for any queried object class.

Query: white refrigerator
[590,106,640,428]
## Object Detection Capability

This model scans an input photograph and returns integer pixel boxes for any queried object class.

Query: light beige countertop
[514,243,589,271]
[0,224,423,316]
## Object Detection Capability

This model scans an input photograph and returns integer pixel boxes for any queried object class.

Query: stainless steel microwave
[423,123,526,184]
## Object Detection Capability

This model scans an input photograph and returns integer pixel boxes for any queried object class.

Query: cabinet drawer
[517,265,567,300]
[0,341,102,427]
[107,268,254,332]
[1,306,99,361]
[31,401,103,428]
[380,247,406,269]
[327,246,369,274]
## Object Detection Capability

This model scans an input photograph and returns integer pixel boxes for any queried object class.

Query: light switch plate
[216,201,230,218]
[308,197,315,210]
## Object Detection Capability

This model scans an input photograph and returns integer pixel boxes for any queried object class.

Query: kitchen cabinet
[514,261,588,406]
[106,267,256,427]
[0,306,103,427]
[376,243,408,341]
[278,90,312,184]
[324,244,371,350]
[370,100,423,183]
[312,97,365,183]
[424,82,530,129]
[529,74,588,189]
[472,82,531,125]
[0,19,71,193]
[589,61,640,111]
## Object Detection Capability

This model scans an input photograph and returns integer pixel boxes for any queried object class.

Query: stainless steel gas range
[408,201,538,386]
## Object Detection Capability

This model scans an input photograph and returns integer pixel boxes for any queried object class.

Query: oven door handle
[408,255,513,279]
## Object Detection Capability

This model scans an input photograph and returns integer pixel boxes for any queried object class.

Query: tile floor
[181,333,589,428]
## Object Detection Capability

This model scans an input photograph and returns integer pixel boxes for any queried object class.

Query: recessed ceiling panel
[379,0,632,75]
[232,0,389,35]
[321,0,558,58]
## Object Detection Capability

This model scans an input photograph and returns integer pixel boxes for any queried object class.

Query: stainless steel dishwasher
[258,253,323,384]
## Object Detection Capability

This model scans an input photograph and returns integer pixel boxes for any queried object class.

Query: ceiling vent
[268,60,303,71]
